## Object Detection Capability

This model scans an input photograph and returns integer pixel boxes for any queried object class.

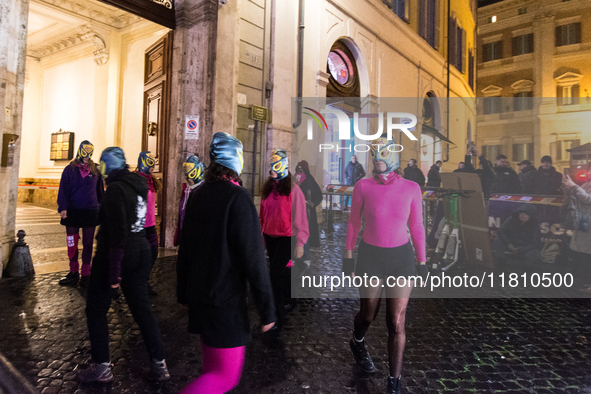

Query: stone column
[163,0,218,247]
[0,0,29,275]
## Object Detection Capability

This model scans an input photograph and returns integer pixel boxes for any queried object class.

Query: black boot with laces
[349,336,376,373]
[386,375,402,394]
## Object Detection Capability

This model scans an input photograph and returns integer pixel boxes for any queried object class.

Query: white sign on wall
[184,115,199,140]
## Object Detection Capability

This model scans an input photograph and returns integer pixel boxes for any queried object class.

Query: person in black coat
[78,147,169,384]
[493,204,541,266]
[490,155,521,194]
[344,155,365,208]
[533,156,563,196]
[426,160,442,187]
[518,160,537,194]
[295,160,322,250]
[403,158,425,186]
[177,132,276,393]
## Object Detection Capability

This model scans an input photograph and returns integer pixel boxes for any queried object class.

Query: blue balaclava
[370,136,400,174]
[99,147,127,178]
[137,151,155,174]
[209,132,244,175]
[76,140,94,162]
[183,155,205,183]
[270,149,289,180]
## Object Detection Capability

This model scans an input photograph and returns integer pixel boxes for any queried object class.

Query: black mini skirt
[355,240,416,278]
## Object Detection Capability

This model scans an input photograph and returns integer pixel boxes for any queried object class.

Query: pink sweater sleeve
[408,184,426,261]
[346,181,363,250]
[291,185,309,247]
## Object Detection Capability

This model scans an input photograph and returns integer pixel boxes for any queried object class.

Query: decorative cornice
[481,85,503,96]
[511,79,534,93]
[32,0,142,29]
[555,72,582,87]
[28,25,109,65]
[175,0,218,28]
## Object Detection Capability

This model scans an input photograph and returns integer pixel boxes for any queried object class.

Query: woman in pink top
[260,149,309,330]
[136,151,161,296]
[345,136,427,394]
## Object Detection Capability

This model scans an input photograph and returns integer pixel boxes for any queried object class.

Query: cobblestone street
[2,248,591,393]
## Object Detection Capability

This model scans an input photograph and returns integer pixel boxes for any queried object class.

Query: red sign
[340,70,347,78]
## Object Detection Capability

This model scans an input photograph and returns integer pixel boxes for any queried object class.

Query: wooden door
[143,31,172,246]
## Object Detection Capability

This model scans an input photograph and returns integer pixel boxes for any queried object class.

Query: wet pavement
[2,245,591,393]
[14,203,175,275]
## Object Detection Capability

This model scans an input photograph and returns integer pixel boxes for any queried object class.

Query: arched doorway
[323,39,366,189]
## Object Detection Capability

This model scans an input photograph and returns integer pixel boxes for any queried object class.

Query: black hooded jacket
[490,165,521,194]
[404,165,425,186]
[497,204,541,254]
[95,168,149,284]
[533,166,563,196]
[426,164,441,187]
[519,165,537,194]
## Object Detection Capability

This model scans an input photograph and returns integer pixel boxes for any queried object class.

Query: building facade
[1,0,477,271]
[477,0,591,173]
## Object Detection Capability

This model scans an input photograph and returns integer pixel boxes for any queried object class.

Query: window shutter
[419,0,426,38]
[512,36,519,56]
[434,0,440,49]
[556,85,563,106]
[573,84,580,104]
[528,33,534,53]
[404,0,410,22]
[462,29,467,72]
[557,140,563,161]
[555,26,562,47]
[469,50,474,88]
[575,22,582,44]
[496,40,503,60]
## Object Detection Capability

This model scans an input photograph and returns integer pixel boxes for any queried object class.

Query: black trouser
[86,236,165,363]
[264,234,292,325]
[145,226,159,281]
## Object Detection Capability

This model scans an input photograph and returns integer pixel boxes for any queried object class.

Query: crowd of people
[53,135,591,394]
[404,149,565,197]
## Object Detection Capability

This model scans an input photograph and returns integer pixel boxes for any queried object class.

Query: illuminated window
[488,16,497,23]
[557,84,580,106]
[512,143,533,162]
[551,139,580,161]
[482,145,502,159]
[327,51,350,85]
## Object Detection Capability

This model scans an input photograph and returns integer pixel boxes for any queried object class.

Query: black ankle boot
[386,375,402,394]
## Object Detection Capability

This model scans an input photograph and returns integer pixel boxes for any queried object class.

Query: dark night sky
[478,0,505,7]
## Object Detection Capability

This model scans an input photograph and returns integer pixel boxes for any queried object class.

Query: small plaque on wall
[50,130,75,161]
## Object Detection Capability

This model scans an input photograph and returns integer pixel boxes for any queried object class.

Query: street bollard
[4,230,35,278]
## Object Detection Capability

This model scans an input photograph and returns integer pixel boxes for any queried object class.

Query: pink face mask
[295,173,306,184]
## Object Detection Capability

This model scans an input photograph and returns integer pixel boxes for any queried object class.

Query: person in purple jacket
[57,140,104,287]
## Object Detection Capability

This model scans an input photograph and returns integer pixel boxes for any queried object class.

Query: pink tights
[181,337,245,394]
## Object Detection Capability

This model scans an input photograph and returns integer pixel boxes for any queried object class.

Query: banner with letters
[488,196,572,245]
